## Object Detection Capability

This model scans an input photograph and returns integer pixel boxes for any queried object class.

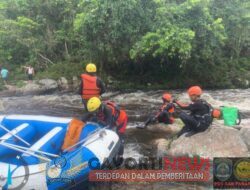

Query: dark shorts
[28,74,33,80]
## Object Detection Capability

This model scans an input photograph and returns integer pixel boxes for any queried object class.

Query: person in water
[82,97,128,155]
[79,63,106,108]
[141,93,175,128]
[174,86,213,137]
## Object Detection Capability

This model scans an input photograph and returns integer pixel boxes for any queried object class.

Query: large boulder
[15,78,59,95]
[0,79,58,96]
[168,125,249,158]
[21,83,41,95]
[38,79,58,90]
[239,128,250,151]
[57,77,69,90]
[239,119,250,129]
[147,123,181,135]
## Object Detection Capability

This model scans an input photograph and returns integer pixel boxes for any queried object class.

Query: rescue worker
[79,63,106,107]
[138,93,175,129]
[82,97,128,155]
[174,86,213,137]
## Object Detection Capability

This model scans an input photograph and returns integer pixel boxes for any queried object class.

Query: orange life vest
[81,74,101,100]
[99,101,128,134]
[61,118,85,151]
[160,103,175,123]
[160,103,175,113]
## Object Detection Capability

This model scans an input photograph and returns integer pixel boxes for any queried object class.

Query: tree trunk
[64,41,70,60]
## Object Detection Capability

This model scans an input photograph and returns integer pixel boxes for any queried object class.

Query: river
[0,89,250,189]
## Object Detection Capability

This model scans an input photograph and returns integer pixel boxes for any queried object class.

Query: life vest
[61,118,85,151]
[81,74,101,100]
[99,101,127,134]
[106,101,121,121]
[160,103,175,123]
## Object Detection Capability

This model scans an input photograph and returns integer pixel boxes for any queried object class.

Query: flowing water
[1,89,250,189]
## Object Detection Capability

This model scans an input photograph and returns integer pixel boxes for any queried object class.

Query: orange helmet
[212,109,221,118]
[188,86,203,96]
[162,93,172,102]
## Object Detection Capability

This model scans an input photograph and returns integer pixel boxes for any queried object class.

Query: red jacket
[98,102,128,134]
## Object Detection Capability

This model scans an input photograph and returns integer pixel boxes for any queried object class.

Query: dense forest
[0,0,249,89]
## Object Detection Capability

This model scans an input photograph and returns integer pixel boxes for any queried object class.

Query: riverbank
[2,60,250,92]
[0,78,79,97]
[1,77,250,99]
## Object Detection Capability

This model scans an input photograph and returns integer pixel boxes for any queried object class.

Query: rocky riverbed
[0,80,250,189]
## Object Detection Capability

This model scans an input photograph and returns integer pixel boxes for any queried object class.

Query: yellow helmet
[87,97,101,112]
[86,63,97,73]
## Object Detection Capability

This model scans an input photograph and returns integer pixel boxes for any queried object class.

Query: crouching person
[157,93,175,124]
[174,86,213,137]
[140,93,175,129]
[82,97,128,156]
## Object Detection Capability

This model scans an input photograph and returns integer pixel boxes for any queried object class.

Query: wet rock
[168,125,249,158]
[57,77,69,90]
[239,128,250,151]
[147,123,181,135]
[38,79,58,90]
[232,78,250,88]
[4,84,19,91]
[21,83,41,95]
[153,138,170,157]
[239,119,250,128]
[0,79,58,96]
[21,79,59,95]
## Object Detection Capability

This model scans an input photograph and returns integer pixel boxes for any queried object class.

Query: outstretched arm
[102,105,113,127]
[174,100,190,110]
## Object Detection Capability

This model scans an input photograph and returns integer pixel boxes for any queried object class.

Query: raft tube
[0,115,121,190]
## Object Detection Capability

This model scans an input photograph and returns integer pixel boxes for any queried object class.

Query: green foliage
[74,0,156,70]
[0,0,249,89]
[36,62,83,80]
[130,26,195,61]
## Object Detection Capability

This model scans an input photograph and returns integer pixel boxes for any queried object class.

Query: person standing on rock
[22,65,35,82]
[137,93,175,129]
[79,63,106,108]
[174,86,213,137]
[0,67,9,85]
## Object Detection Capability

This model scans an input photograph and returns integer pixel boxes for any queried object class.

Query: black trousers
[179,112,209,132]
[158,111,171,124]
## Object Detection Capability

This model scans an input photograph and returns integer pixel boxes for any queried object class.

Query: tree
[74,0,156,72]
